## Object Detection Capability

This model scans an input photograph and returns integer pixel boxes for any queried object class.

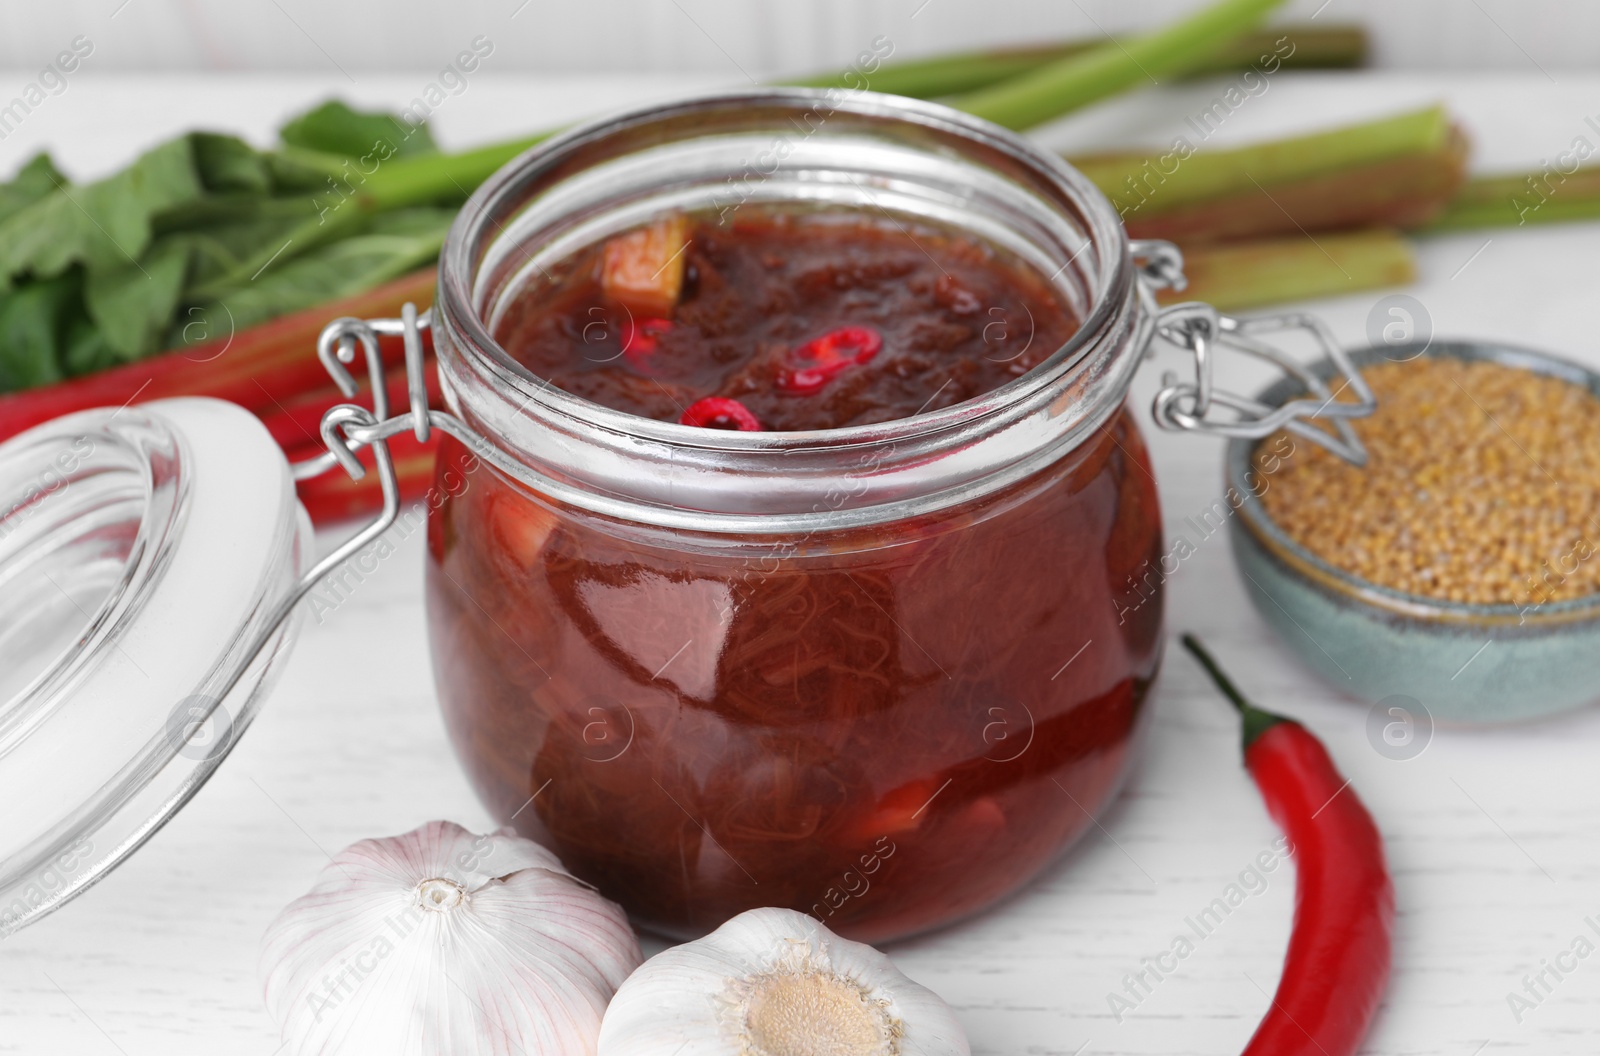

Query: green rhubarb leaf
[149,190,313,241]
[177,197,373,305]
[142,189,321,294]
[176,210,314,290]
[83,238,191,359]
[0,154,66,228]
[192,132,276,195]
[263,151,345,194]
[0,133,277,294]
[0,272,82,391]
[172,206,453,342]
[0,136,204,285]
[62,315,122,377]
[279,99,437,161]
[0,131,332,359]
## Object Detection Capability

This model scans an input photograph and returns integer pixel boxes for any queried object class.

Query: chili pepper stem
[1179,634,1290,752]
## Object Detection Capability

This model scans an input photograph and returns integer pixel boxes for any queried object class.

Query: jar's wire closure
[1135,239,1377,466]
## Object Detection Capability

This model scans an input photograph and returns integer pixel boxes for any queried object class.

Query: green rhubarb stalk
[1425,164,1600,231]
[790,24,1366,99]
[358,10,1313,216]
[1122,130,1466,242]
[1072,106,1456,218]
[1200,23,1365,72]
[354,134,552,209]
[790,42,1087,99]
[1167,228,1415,311]
[953,0,1288,130]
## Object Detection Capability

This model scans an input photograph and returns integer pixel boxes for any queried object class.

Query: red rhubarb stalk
[0,268,438,444]
[257,365,441,452]
[292,429,442,526]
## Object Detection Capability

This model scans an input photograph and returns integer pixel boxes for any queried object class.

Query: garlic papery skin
[597,907,969,1056]
[261,820,642,1056]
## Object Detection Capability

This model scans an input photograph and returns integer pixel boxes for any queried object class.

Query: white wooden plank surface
[1,72,1599,1055]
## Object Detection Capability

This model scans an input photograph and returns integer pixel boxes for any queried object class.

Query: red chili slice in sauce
[620,316,673,368]
[679,397,762,431]
[775,326,884,395]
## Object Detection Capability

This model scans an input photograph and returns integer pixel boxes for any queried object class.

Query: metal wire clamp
[1132,240,1377,466]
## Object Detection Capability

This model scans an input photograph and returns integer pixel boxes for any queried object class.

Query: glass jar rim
[440,87,1138,445]
[431,87,1155,531]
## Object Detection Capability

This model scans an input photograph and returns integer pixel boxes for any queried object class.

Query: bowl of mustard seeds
[1227,340,1600,723]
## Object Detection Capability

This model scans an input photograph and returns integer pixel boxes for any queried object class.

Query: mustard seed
[1256,357,1600,607]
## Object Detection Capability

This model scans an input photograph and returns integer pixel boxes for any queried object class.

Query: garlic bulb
[261,820,642,1056]
[597,908,969,1056]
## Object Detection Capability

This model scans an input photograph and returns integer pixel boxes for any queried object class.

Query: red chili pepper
[1182,635,1393,1056]
[621,316,673,367]
[679,397,762,431]
[775,325,883,394]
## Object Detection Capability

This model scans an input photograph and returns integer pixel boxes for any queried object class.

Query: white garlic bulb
[598,908,970,1056]
[261,820,642,1056]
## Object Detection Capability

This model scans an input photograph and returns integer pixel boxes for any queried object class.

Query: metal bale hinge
[1131,240,1377,466]
[284,306,463,601]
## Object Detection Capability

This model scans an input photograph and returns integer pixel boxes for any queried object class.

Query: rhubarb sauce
[425,208,1165,941]
[491,211,1077,430]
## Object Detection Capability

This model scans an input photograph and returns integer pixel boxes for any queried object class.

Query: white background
[0,0,1596,78]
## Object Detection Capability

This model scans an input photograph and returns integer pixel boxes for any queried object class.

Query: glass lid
[0,397,308,935]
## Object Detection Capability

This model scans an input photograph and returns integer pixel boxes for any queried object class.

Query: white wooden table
[3,69,1599,1055]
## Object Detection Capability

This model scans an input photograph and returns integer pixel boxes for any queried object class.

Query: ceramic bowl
[1226,339,1600,724]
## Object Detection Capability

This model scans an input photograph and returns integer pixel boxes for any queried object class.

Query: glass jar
[423,90,1168,943]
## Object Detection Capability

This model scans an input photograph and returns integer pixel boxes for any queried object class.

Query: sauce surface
[494,210,1080,431]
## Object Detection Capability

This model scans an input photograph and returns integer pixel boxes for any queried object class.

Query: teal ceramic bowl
[1226,339,1600,724]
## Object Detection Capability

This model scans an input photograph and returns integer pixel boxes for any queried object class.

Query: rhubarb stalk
[1426,164,1600,231]
[258,367,441,452]
[790,25,1367,99]
[293,428,442,526]
[0,267,436,444]
[954,0,1288,130]
[1124,129,1467,242]
[1072,106,1469,241]
[1163,229,1416,311]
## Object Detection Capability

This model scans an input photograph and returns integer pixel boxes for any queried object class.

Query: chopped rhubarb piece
[775,326,883,395]
[488,490,558,570]
[679,397,762,431]
[846,776,947,839]
[951,796,1006,839]
[601,214,692,317]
